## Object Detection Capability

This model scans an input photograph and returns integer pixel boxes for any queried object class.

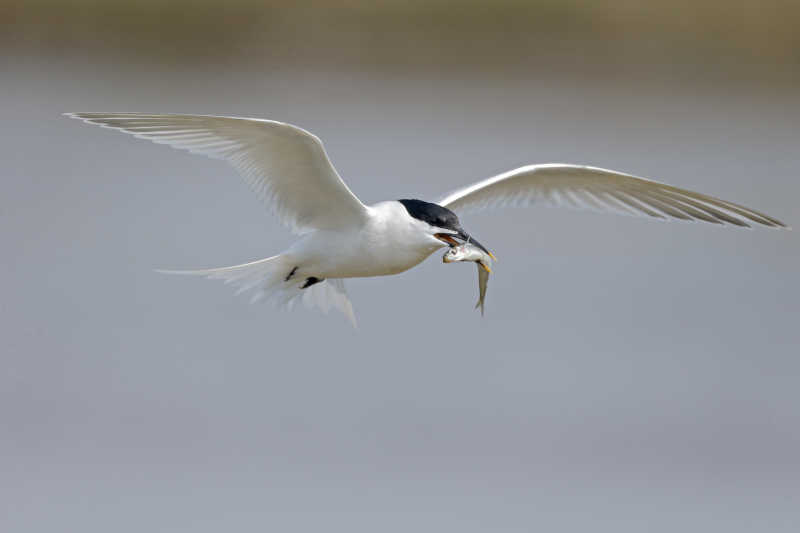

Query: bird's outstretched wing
[437,164,787,228]
[67,113,368,234]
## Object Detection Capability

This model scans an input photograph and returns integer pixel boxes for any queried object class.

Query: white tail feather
[156,254,357,326]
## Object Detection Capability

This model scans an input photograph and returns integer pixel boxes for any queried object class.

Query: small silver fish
[443,243,493,315]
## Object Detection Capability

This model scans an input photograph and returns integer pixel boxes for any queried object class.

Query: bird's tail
[156,254,357,327]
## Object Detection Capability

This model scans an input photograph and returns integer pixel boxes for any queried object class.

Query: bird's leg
[284,266,299,281]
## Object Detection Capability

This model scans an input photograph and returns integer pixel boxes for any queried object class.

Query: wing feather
[437,164,787,228]
[66,112,368,233]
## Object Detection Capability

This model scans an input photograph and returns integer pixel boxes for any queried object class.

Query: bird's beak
[456,230,497,261]
[434,233,461,247]
[478,260,492,273]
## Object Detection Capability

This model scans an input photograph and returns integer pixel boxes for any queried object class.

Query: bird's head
[397,199,495,259]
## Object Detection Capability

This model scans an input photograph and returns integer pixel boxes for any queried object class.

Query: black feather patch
[301,277,323,289]
[398,199,462,231]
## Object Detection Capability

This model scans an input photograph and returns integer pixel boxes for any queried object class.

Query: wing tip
[64,112,105,119]
[63,111,135,121]
[63,112,107,125]
[64,112,86,121]
[764,218,790,230]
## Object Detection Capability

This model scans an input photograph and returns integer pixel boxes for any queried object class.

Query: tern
[67,113,787,325]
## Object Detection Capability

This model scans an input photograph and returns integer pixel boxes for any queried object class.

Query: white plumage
[67,113,787,325]
[438,164,786,227]
[67,113,367,234]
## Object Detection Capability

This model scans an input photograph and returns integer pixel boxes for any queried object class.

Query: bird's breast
[299,208,442,278]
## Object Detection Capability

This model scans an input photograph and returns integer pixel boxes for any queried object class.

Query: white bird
[67,113,788,325]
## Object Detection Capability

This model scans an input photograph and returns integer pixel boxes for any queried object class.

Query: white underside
[158,201,449,326]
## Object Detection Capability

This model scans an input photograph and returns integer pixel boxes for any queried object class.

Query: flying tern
[67,113,787,325]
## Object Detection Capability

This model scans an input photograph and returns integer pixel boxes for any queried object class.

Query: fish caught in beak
[442,248,490,272]
[455,229,496,261]
[435,227,496,260]
[442,242,493,271]
[441,242,494,316]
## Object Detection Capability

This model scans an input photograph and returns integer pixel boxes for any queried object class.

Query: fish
[442,243,493,315]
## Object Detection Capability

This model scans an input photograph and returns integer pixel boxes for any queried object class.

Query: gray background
[2,2,799,531]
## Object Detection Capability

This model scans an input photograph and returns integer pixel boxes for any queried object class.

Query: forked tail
[156,254,357,326]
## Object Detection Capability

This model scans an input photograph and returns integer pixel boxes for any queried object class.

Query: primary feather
[438,164,787,228]
[66,112,369,234]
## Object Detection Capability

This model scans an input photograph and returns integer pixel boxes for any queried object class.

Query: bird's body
[282,200,445,280]
[67,112,787,326]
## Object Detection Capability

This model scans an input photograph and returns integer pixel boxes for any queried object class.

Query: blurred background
[2,1,798,531]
